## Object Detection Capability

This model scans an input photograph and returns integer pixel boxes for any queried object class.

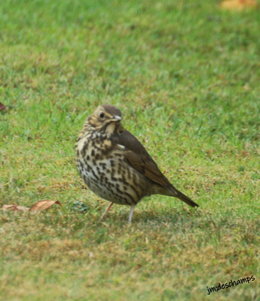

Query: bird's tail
[169,187,199,207]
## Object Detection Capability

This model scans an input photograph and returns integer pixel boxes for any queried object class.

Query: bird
[76,104,198,223]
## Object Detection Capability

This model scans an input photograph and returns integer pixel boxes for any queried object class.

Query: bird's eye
[99,112,105,119]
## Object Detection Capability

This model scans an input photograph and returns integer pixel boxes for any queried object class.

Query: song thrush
[76,105,198,223]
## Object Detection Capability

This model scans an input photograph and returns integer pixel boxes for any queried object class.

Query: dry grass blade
[29,200,62,212]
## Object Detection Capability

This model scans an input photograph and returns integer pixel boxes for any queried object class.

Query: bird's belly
[77,154,145,206]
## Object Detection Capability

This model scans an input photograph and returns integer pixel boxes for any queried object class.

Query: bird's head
[87,104,123,134]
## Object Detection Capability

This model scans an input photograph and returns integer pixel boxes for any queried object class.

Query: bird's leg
[100,202,114,220]
[128,205,135,224]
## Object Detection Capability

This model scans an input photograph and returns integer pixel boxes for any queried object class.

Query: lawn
[0,0,259,300]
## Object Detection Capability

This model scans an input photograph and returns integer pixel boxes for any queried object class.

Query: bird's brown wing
[112,129,199,207]
[112,130,172,188]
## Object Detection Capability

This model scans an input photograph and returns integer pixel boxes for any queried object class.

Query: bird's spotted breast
[76,132,146,205]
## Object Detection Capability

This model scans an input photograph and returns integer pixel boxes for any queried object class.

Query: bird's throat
[104,122,117,136]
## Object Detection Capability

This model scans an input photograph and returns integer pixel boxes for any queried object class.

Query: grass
[0,0,259,300]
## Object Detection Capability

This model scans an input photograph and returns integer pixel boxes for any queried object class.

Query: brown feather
[112,129,199,207]
[112,130,173,188]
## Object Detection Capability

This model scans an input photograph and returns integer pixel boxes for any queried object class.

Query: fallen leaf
[0,103,7,111]
[1,204,29,212]
[220,0,257,11]
[29,200,62,212]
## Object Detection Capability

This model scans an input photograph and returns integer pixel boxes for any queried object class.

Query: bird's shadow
[102,206,205,226]
[135,208,201,222]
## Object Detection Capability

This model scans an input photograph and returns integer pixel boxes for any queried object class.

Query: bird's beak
[112,115,121,122]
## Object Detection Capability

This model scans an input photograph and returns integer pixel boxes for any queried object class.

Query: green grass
[0,0,259,300]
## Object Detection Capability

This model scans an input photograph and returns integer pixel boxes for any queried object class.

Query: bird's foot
[99,202,113,221]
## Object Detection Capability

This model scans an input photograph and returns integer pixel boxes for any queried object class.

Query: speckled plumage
[76,105,198,222]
